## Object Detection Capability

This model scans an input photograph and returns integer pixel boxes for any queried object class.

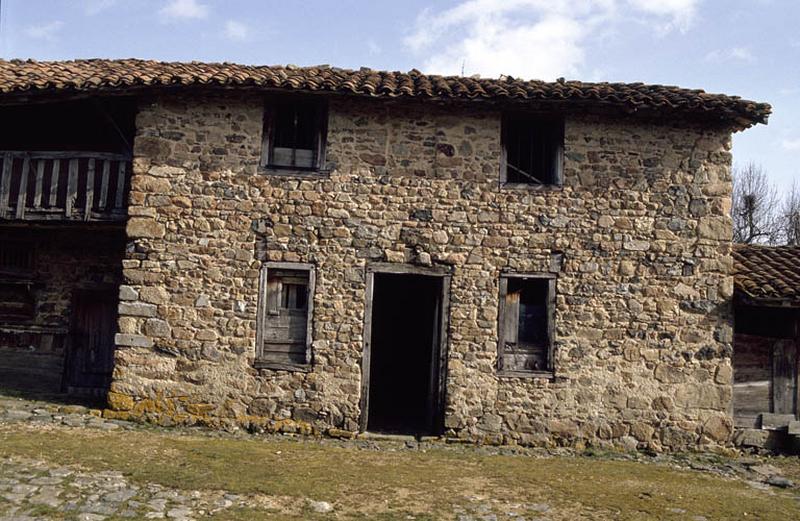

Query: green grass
[1,424,798,520]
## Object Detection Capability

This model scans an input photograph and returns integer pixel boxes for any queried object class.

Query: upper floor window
[497,273,556,376]
[255,262,315,370]
[261,97,328,171]
[501,114,564,186]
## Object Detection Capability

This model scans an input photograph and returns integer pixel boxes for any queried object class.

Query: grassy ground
[1,423,799,520]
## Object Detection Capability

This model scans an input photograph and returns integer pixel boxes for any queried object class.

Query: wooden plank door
[772,339,798,416]
[63,289,118,392]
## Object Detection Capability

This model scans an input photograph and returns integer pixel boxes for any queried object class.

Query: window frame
[497,272,556,378]
[260,95,329,174]
[500,113,564,188]
[0,240,34,278]
[255,261,315,372]
[0,240,36,322]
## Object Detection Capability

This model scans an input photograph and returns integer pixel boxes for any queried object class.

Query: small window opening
[280,282,308,310]
[502,115,563,185]
[498,275,555,374]
[257,264,314,369]
[0,241,35,320]
[262,98,327,171]
[0,283,35,320]
[0,241,33,276]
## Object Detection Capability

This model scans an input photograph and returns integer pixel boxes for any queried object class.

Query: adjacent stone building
[732,245,800,450]
[0,59,772,450]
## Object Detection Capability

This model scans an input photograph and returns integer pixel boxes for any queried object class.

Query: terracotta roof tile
[0,58,770,128]
[733,244,800,304]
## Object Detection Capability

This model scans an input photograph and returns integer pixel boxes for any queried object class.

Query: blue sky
[0,0,797,189]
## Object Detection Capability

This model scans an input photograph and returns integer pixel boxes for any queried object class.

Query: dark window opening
[262,98,327,171]
[735,305,797,339]
[0,98,136,155]
[281,282,308,310]
[502,115,563,185]
[257,265,314,368]
[367,273,444,436]
[498,275,555,374]
[0,282,35,320]
[0,241,34,277]
[0,241,36,321]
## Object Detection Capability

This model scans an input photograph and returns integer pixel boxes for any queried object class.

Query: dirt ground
[1,392,799,520]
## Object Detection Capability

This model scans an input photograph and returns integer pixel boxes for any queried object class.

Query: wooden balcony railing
[0,151,131,222]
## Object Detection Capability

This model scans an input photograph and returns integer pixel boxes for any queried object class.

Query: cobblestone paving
[0,456,253,521]
[0,393,798,520]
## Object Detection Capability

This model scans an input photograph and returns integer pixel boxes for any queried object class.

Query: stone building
[0,59,773,450]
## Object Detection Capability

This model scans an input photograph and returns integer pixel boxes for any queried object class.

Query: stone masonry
[108,92,736,451]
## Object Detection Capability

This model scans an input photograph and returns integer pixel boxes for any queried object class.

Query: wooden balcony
[0,151,131,223]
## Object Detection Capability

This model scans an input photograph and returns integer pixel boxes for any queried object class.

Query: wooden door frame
[359,262,451,433]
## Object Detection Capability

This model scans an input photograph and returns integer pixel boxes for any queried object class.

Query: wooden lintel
[366,262,453,276]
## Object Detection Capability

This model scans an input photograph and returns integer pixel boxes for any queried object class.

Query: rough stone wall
[110,92,735,450]
[0,227,124,391]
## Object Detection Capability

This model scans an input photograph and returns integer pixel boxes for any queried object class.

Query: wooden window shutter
[504,285,521,347]
[266,276,281,316]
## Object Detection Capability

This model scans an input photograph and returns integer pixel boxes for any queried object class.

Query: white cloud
[159,0,209,22]
[24,21,64,41]
[223,20,249,41]
[367,39,382,56]
[705,46,754,63]
[84,0,117,15]
[405,0,701,80]
[627,0,698,32]
[782,138,800,151]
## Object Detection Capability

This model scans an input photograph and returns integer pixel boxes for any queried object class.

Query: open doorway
[361,267,449,436]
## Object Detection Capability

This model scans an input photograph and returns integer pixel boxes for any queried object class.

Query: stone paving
[0,456,253,521]
[0,395,275,521]
[0,392,798,520]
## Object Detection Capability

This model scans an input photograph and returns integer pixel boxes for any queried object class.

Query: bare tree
[731,162,781,244]
[780,181,800,245]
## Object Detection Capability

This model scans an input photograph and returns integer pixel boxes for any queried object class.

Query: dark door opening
[366,273,445,436]
[63,289,119,395]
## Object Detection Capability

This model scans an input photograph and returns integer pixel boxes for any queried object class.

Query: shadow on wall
[0,226,126,408]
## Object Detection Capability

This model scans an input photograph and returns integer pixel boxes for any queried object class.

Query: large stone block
[115,334,154,348]
[119,302,158,318]
[127,218,166,238]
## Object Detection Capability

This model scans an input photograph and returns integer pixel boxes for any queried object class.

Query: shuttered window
[261,97,328,171]
[501,114,563,185]
[497,274,555,375]
[256,263,315,370]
